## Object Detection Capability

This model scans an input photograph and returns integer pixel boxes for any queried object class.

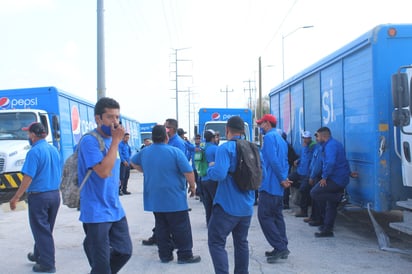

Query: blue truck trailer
[0,86,140,203]
[139,122,157,147]
[269,24,412,234]
[197,108,253,143]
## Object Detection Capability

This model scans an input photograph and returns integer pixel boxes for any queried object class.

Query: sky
[1,0,412,138]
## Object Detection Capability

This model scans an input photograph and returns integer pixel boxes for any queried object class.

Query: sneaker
[177,255,201,264]
[32,263,56,273]
[122,190,131,195]
[119,191,124,196]
[160,255,174,263]
[266,249,290,263]
[142,236,157,246]
[315,231,334,238]
[27,252,37,263]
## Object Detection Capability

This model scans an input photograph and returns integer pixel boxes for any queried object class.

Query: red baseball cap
[256,114,277,125]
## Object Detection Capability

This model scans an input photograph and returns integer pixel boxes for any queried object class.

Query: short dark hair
[94,97,120,116]
[317,127,331,136]
[165,118,178,129]
[152,125,167,143]
[227,116,244,134]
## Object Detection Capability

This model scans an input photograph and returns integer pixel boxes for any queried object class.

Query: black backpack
[231,139,262,191]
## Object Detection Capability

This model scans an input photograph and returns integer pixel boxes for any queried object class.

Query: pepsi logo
[71,105,82,143]
[211,112,220,120]
[0,97,10,109]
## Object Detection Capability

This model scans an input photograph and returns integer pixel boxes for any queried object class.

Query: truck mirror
[392,109,410,127]
[254,127,259,142]
[391,72,409,108]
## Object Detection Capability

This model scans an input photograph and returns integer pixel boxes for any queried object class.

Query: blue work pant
[208,205,251,274]
[28,190,60,269]
[310,179,344,232]
[258,191,289,251]
[82,217,132,274]
[201,180,218,225]
[154,210,194,261]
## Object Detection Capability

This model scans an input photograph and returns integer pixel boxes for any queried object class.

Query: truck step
[389,221,412,236]
[396,199,412,210]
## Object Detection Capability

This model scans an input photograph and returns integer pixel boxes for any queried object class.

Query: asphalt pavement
[1,171,412,274]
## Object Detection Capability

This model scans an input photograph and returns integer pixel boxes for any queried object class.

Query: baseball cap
[204,129,216,141]
[22,122,47,137]
[177,128,187,136]
[227,116,245,131]
[256,114,277,125]
[301,130,312,138]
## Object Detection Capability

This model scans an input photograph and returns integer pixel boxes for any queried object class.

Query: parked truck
[197,108,253,144]
[269,24,412,234]
[0,86,140,204]
[139,122,157,147]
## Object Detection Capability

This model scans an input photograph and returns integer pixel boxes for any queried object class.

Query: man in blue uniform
[131,125,201,264]
[10,122,61,273]
[310,127,351,237]
[207,116,255,274]
[256,114,292,263]
[77,97,132,274]
[119,132,132,195]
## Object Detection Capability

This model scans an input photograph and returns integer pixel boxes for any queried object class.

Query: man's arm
[9,175,32,210]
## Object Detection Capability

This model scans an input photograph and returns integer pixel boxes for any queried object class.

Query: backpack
[231,139,262,191]
[60,131,105,208]
[194,148,208,177]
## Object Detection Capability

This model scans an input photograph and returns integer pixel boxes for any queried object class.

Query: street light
[282,25,314,80]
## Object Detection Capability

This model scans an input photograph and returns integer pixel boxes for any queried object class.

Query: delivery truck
[0,86,140,203]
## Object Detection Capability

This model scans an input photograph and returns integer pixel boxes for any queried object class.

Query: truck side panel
[269,24,412,211]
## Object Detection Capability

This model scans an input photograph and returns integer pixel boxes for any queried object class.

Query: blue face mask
[101,124,112,136]
[260,127,266,135]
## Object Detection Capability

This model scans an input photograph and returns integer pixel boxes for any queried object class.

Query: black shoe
[308,220,323,226]
[32,263,56,273]
[266,249,290,263]
[27,252,37,262]
[160,255,174,263]
[315,231,334,238]
[119,191,123,196]
[122,190,131,195]
[142,236,157,246]
[283,205,290,210]
[177,255,201,264]
[265,249,289,259]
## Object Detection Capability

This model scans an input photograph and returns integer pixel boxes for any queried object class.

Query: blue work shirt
[309,143,323,180]
[78,130,125,223]
[201,142,218,182]
[118,140,131,164]
[131,143,193,212]
[296,141,315,176]
[168,133,186,153]
[321,137,351,187]
[207,137,255,217]
[22,139,61,192]
[259,128,289,196]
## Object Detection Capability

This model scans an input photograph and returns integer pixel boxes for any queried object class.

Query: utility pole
[243,80,256,110]
[170,48,192,121]
[96,0,106,99]
[220,85,234,108]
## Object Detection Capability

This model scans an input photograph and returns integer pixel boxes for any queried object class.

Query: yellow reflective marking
[4,174,19,188]
[379,124,389,132]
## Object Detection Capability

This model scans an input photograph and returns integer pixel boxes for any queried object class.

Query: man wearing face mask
[77,97,133,274]
[256,114,292,263]
[9,122,61,273]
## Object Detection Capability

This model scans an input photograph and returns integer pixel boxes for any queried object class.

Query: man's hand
[319,178,327,187]
[281,179,293,188]
[112,123,125,144]
[308,178,314,186]
[188,185,196,197]
[9,196,19,210]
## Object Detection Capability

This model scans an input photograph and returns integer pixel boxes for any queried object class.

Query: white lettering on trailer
[222,114,240,120]
[322,79,335,125]
[11,97,38,108]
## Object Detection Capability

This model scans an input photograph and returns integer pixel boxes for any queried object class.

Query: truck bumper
[0,172,23,204]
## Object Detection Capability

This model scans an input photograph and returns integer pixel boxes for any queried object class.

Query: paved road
[1,171,411,274]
